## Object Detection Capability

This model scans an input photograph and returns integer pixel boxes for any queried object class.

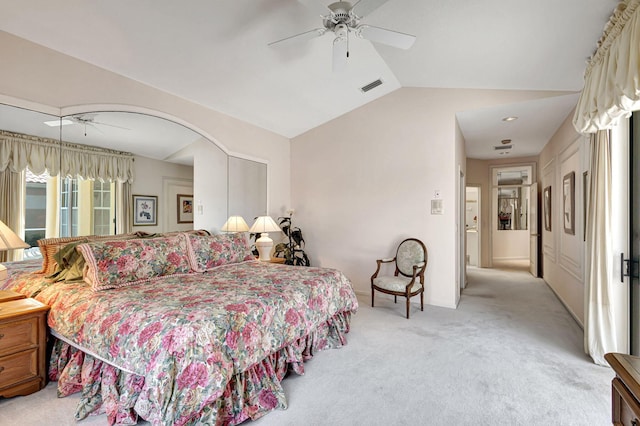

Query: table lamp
[249,216,281,261]
[0,220,30,281]
[221,216,249,233]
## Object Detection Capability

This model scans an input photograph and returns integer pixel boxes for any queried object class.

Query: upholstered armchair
[371,238,427,319]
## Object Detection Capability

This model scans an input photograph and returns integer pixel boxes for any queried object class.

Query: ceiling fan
[68,114,130,136]
[269,0,416,72]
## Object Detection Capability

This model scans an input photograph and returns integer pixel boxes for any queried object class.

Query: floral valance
[573,0,640,133]
[0,130,134,183]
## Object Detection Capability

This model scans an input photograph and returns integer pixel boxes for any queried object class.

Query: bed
[1,231,358,425]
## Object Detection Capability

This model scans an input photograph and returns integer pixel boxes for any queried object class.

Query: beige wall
[292,87,572,309]
[0,30,291,226]
[537,109,588,324]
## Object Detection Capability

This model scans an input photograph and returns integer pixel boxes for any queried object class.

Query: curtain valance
[0,130,134,183]
[573,0,640,133]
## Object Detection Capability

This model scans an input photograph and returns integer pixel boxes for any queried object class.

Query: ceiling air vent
[494,145,512,150]
[360,79,383,93]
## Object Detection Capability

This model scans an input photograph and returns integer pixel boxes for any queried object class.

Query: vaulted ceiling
[0,0,616,159]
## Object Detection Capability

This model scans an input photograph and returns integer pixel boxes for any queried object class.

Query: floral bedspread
[4,260,358,425]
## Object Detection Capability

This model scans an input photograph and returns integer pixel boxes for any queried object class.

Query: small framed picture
[543,186,551,232]
[177,194,194,224]
[563,171,575,235]
[133,195,157,226]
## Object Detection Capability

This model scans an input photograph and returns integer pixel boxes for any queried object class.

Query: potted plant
[273,211,310,266]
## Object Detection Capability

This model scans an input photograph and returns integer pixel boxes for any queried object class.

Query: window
[93,180,113,235]
[24,169,48,249]
[24,171,116,247]
[60,177,79,237]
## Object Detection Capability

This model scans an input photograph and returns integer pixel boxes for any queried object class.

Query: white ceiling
[0,0,616,159]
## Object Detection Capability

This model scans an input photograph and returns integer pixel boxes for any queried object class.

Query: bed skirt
[48,310,353,425]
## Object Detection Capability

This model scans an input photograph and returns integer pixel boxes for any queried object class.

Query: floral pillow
[78,234,193,291]
[187,233,255,272]
[37,232,148,275]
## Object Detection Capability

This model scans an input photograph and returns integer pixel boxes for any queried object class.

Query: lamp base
[255,233,273,262]
[0,264,7,283]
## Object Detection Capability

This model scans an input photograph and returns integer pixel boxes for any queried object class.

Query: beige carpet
[0,265,613,425]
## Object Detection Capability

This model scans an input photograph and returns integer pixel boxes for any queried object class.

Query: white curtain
[0,129,135,243]
[0,130,134,183]
[0,169,25,262]
[573,0,640,364]
[584,130,616,366]
[573,0,640,132]
[116,181,133,234]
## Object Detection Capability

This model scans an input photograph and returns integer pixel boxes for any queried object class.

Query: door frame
[465,184,481,268]
[489,163,537,268]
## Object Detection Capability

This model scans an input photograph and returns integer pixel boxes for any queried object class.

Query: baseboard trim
[542,278,584,330]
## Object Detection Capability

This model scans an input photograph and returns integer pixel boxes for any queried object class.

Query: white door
[529,182,539,277]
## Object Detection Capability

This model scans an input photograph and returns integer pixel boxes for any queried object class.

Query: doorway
[465,186,481,268]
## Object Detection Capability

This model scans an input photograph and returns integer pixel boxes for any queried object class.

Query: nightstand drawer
[0,348,38,390]
[0,316,39,357]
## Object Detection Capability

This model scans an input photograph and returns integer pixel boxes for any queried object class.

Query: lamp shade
[249,216,281,234]
[221,216,249,232]
[0,220,29,251]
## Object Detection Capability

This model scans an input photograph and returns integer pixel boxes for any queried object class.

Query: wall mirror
[0,103,269,259]
[59,110,213,235]
[228,156,268,224]
[493,166,533,231]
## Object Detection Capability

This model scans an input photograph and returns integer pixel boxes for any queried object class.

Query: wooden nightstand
[268,257,286,264]
[0,298,49,398]
[0,290,25,303]
[606,353,640,425]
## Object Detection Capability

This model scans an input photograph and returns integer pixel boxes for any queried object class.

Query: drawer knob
[0,333,4,339]
[0,366,4,374]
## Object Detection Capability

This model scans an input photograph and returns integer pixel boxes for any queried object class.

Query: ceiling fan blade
[91,120,131,130]
[351,0,390,18]
[356,24,416,49]
[332,36,348,72]
[268,28,327,47]
[297,0,332,17]
[86,122,104,135]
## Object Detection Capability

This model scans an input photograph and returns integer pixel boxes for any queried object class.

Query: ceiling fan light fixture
[502,116,518,122]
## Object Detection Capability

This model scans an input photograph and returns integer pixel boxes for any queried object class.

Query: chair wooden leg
[394,295,397,304]
[371,288,375,307]
[421,291,424,311]
[406,297,410,319]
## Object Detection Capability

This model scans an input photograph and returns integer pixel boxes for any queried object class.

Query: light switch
[431,199,444,215]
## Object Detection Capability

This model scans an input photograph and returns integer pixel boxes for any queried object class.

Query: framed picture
[543,186,552,232]
[177,194,194,224]
[133,195,157,226]
[563,171,575,235]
